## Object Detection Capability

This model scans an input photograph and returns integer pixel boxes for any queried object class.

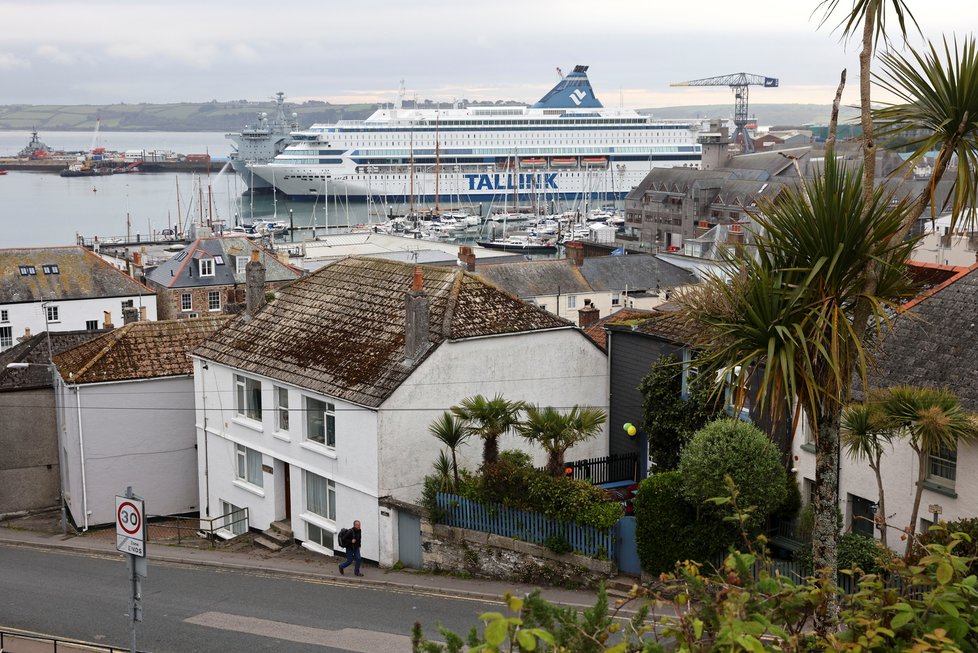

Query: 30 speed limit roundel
[118,501,141,535]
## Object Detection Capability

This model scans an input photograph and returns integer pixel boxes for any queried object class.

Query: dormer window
[199,258,215,277]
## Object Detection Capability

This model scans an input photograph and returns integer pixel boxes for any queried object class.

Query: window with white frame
[304,470,336,521]
[0,327,12,349]
[85,320,98,331]
[927,442,957,489]
[181,293,192,311]
[611,292,621,306]
[567,295,577,309]
[45,305,59,323]
[305,397,335,448]
[235,444,263,487]
[199,258,214,277]
[306,522,335,549]
[1,310,8,322]
[220,500,247,536]
[234,375,262,421]
[236,256,248,274]
[208,290,221,311]
[274,386,290,432]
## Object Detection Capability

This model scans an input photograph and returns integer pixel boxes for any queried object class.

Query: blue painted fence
[435,492,615,560]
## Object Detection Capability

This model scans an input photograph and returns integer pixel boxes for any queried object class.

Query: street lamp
[6,361,67,534]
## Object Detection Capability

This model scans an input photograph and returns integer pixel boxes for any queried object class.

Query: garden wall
[421,521,615,588]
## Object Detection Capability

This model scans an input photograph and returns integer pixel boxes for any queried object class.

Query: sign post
[116,487,147,653]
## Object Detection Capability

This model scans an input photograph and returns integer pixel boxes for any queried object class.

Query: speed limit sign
[116,495,146,557]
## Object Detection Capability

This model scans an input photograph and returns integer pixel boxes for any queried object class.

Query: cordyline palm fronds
[428,411,471,488]
[881,386,978,558]
[875,36,978,232]
[675,154,919,591]
[518,405,607,477]
[841,400,896,547]
[450,394,525,467]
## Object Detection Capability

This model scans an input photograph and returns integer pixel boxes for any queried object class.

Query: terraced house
[0,246,157,351]
[191,256,609,567]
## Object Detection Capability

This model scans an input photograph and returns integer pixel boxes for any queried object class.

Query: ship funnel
[531,64,603,110]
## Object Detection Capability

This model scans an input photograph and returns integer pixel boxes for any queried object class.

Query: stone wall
[421,522,614,589]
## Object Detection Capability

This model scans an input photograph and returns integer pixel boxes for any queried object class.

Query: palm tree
[874,36,978,236]
[676,155,918,588]
[451,394,525,467]
[819,0,918,205]
[841,400,896,548]
[428,411,471,488]
[518,405,607,477]
[880,386,978,558]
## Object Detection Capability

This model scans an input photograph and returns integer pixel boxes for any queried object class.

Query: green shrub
[543,533,573,555]
[912,517,978,574]
[633,471,736,574]
[677,418,788,527]
[838,532,890,574]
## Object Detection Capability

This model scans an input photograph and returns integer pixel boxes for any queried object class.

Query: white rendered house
[192,256,609,565]
[0,246,157,351]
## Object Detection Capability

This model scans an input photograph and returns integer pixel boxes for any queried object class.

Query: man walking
[338,519,363,577]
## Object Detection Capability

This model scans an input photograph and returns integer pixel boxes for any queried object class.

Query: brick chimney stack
[404,266,430,363]
[577,299,600,328]
[457,246,476,272]
[244,249,266,321]
[103,311,114,330]
[565,241,585,266]
[122,306,139,324]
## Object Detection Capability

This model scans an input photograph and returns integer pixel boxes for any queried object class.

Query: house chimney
[244,249,266,321]
[404,266,430,363]
[103,311,114,329]
[122,306,139,324]
[565,241,585,266]
[577,299,600,328]
[139,306,147,321]
[457,246,476,272]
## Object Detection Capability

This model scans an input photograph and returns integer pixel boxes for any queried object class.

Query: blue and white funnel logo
[570,89,587,106]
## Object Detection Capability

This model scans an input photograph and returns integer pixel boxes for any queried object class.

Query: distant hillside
[0,101,863,132]
[641,104,862,128]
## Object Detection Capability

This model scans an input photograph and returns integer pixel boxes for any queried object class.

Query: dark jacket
[348,527,361,550]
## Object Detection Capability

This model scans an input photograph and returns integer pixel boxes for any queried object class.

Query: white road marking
[184,611,413,651]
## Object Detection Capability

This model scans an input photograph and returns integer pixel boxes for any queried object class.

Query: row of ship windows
[309,124,693,133]
[284,145,700,157]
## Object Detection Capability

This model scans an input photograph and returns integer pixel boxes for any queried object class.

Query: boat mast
[434,111,440,214]
[175,176,182,237]
[409,122,415,219]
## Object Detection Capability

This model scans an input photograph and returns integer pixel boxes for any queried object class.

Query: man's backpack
[338,527,352,548]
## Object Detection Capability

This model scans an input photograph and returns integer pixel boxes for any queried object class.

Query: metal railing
[141,508,249,548]
[0,629,148,652]
[563,452,639,485]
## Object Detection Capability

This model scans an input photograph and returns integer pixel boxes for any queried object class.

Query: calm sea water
[0,131,388,249]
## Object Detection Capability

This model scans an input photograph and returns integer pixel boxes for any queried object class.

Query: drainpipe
[75,384,90,531]
[201,360,210,517]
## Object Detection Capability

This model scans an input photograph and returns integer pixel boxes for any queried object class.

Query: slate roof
[53,316,233,384]
[0,330,108,391]
[476,259,591,297]
[580,255,697,293]
[475,255,696,299]
[583,308,657,351]
[145,237,302,289]
[628,307,697,344]
[0,246,153,304]
[866,264,978,411]
[194,257,573,408]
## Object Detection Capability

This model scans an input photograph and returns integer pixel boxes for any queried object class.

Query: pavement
[0,509,640,611]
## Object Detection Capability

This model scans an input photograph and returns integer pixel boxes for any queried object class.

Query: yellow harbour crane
[671,73,779,153]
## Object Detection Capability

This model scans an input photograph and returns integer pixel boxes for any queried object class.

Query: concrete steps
[604,577,642,600]
[255,520,294,553]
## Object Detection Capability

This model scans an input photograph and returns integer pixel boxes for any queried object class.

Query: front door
[284,465,292,519]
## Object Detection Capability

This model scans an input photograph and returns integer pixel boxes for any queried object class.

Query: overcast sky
[2,1,974,108]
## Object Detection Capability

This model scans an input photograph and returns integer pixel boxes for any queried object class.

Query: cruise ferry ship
[247,66,707,204]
